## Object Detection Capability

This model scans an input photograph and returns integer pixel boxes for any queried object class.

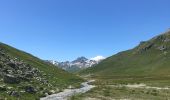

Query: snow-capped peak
[90,56,105,62]
[46,56,105,72]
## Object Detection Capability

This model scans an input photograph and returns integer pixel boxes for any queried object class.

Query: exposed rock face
[7,62,17,70]
[0,48,44,85]
[137,42,155,53]
[72,57,88,63]
[136,31,170,54]
[3,74,20,84]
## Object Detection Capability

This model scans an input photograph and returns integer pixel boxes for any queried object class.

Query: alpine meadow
[1,0,170,100]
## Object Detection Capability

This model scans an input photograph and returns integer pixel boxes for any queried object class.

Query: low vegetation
[0,42,83,100]
[75,31,170,99]
[80,31,170,77]
[71,76,170,100]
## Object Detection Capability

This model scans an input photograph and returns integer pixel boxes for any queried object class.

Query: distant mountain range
[80,30,170,77]
[46,56,105,72]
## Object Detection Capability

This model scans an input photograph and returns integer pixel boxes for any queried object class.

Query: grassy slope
[80,31,170,77]
[0,42,83,89]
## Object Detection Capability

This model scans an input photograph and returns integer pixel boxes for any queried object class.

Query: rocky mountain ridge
[47,56,105,72]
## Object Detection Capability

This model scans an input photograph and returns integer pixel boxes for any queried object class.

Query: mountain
[80,30,170,77]
[0,42,83,100]
[47,56,105,73]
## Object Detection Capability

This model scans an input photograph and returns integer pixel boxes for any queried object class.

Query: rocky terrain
[0,46,49,98]
[0,43,83,100]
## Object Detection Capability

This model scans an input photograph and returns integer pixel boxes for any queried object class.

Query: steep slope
[80,30,170,77]
[0,42,83,100]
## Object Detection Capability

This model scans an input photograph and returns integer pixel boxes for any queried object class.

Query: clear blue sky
[0,0,170,61]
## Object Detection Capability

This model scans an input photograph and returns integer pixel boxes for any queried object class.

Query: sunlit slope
[80,31,170,77]
[0,42,83,99]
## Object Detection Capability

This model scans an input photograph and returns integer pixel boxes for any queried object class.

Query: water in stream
[40,80,95,100]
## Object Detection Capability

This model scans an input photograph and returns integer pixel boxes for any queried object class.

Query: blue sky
[0,0,170,61]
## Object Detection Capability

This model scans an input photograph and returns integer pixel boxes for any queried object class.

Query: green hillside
[80,30,170,77]
[0,42,83,100]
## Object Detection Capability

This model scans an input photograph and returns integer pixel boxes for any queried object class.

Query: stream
[40,80,95,100]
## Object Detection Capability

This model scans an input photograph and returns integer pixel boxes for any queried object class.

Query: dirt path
[110,84,170,90]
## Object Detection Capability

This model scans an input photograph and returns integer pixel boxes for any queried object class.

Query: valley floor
[70,76,170,100]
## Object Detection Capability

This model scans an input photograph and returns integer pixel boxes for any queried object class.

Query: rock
[20,90,25,93]
[0,51,5,56]
[3,74,20,84]
[0,85,6,91]
[18,76,30,81]
[144,43,154,50]
[42,80,48,84]
[157,45,167,51]
[26,64,32,70]
[25,86,37,94]
[44,93,49,96]
[68,85,74,89]
[7,62,17,69]
[7,70,13,74]
[25,72,34,78]
[138,43,154,53]
[9,91,20,97]
[0,63,2,68]
[49,90,55,94]
[7,87,13,90]
[155,35,165,41]
[164,38,170,42]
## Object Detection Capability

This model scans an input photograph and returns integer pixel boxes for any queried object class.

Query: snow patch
[90,56,105,62]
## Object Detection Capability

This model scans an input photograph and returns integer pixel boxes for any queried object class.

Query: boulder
[0,51,5,56]
[24,71,34,78]
[49,90,55,94]
[3,74,20,84]
[7,62,18,70]
[9,91,20,97]
[25,86,37,94]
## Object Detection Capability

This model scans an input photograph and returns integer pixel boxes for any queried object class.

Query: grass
[80,31,170,77]
[0,42,84,100]
[70,76,170,100]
